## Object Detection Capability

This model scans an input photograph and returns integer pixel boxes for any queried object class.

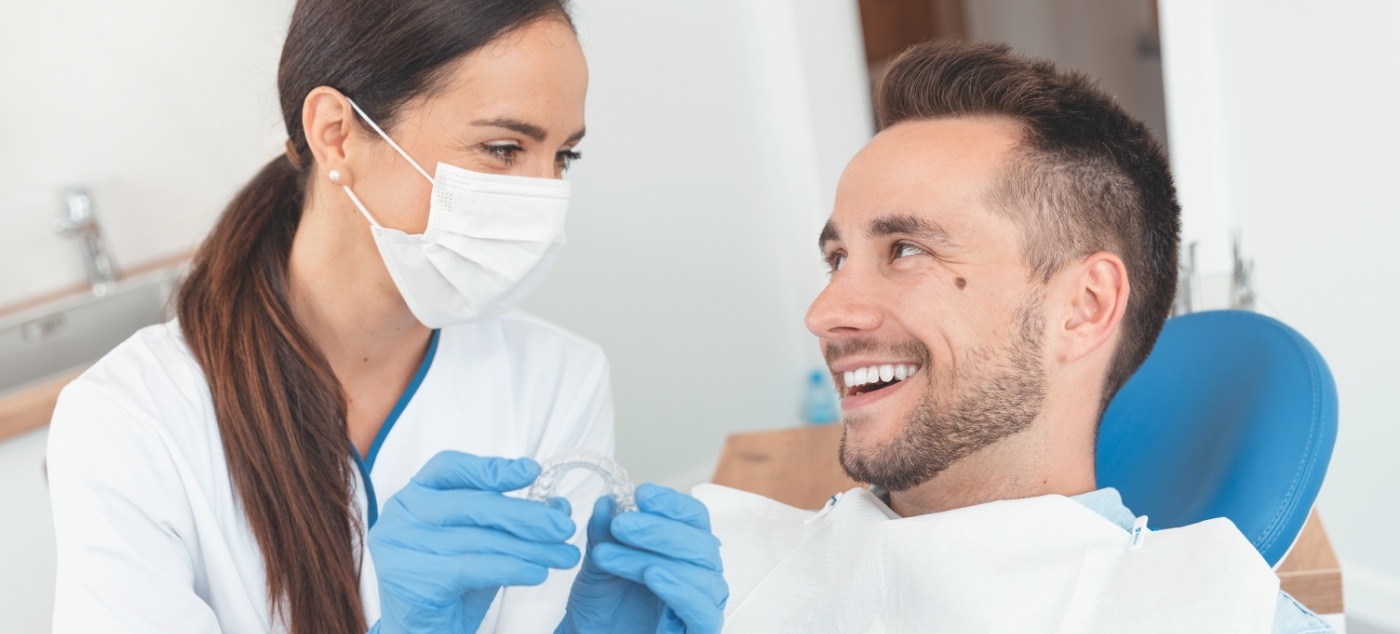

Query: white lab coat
[46,311,614,633]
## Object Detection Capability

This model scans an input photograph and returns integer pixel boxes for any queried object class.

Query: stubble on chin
[837,299,1047,492]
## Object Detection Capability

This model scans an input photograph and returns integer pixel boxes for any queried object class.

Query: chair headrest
[1096,310,1337,566]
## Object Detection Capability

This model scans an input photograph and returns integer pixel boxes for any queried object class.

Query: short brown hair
[875,41,1181,413]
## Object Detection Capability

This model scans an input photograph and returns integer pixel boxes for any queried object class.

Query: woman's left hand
[556,484,728,634]
[368,452,581,634]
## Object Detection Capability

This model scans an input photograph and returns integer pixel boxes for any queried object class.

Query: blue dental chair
[1096,310,1338,566]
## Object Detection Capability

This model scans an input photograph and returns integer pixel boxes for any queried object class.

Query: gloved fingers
[609,511,722,572]
[590,543,729,607]
[449,552,559,588]
[585,495,618,551]
[656,608,686,634]
[371,547,554,601]
[410,451,541,493]
[398,489,575,542]
[371,527,581,576]
[634,484,713,531]
[381,548,560,592]
[546,496,572,516]
[405,524,582,569]
[588,545,726,634]
[643,567,726,634]
[371,549,460,609]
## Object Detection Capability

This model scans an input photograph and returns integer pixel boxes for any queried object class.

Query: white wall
[0,0,870,482]
[965,0,1169,147]
[525,0,872,484]
[0,1,291,306]
[1158,0,1400,628]
[0,1,872,630]
[2,3,291,631]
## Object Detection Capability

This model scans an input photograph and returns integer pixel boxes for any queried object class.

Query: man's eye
[894,243,927,259]
[825,253,846,273]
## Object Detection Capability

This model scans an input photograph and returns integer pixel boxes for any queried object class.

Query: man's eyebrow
[867,213,957,247]
[818,220,840,251]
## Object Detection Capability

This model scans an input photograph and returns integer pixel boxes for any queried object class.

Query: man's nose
[806,271,884,338]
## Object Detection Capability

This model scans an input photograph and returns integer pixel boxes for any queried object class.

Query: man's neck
[884,422,1097,517]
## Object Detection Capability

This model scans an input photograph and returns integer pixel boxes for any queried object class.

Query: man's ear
[1055,252,1130,364]
[302,86,358,186]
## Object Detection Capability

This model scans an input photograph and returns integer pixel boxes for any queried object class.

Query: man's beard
[837,297,1048,492]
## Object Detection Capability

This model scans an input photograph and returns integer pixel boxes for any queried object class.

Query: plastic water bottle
[803,369,840,425]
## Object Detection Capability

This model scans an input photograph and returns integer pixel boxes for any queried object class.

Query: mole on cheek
[955,277,968,290]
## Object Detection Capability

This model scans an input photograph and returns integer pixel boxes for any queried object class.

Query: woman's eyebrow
[473,117,548,142]
[472,118,587,145]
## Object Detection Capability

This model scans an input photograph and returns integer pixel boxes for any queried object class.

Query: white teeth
[841,363,923,388]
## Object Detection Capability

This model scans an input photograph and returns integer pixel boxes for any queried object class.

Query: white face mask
[339,98,570,328]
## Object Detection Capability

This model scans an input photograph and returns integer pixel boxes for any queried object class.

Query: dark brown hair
[874,41,1181,414]
[177,1,571,631]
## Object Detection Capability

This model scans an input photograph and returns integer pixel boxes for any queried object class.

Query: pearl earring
[328,169,342,183]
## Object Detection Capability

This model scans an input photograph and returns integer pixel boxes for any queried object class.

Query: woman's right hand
[367,451,581,634]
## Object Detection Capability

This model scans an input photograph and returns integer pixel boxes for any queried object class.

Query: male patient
[698,42,1332,633]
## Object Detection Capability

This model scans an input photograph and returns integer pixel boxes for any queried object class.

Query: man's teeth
[843,364,921,388]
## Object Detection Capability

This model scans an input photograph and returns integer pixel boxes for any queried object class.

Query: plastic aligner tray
[526,449,637,512]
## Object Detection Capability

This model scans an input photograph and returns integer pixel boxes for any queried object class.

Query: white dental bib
[694,484,1279,633]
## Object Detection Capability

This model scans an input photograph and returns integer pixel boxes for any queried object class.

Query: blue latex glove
[556,483,728,634]
[366,451,581,634]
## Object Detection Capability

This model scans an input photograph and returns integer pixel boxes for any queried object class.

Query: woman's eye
[484,143,522,165]
[894,243,927,259]
[557,149,583,172]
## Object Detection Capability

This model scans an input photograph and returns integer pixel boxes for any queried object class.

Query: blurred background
[1,1,1396,632]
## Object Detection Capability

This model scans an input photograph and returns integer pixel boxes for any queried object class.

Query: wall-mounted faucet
[53,187,119,295]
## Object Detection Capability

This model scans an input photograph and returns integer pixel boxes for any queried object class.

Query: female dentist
[46,0,726,632]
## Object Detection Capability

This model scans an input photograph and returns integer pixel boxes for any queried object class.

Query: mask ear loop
[345,97,436,186]
[340,185,381,228]
[337,96,437,230]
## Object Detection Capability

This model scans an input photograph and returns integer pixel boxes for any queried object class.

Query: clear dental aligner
[526,450,637,512]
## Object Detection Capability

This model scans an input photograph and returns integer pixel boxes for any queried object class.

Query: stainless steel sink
[0,265,186,397]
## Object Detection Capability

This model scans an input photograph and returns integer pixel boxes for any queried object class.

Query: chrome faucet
[1229,231,1256,312]
[54,187,119,295]
[1172,241,1197,316]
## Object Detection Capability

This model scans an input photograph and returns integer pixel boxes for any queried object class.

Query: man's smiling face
[806,116,1051,492]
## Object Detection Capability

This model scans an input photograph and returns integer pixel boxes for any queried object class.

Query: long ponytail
[175,1,572,631]
[179,154,365,632]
